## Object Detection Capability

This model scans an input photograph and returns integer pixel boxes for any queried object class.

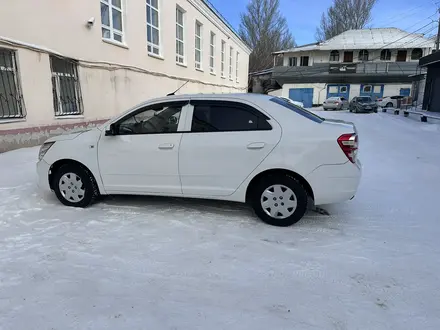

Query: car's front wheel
[252,175,308,227]
[53,164,98,208]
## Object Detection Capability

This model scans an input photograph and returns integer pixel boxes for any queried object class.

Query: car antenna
[167,80,189,96]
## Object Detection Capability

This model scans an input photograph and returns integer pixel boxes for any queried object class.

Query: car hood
[45,128,97,143]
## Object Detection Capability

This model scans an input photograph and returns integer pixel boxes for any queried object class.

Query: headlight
[38,142,55,161]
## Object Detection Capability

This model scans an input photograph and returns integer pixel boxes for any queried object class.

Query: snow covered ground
[1,111,440,330]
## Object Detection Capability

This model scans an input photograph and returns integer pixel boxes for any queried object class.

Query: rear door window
[270,97,323,123]
[191,101,272,132]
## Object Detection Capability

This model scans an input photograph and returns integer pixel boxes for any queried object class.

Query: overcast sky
[208,0,439,45]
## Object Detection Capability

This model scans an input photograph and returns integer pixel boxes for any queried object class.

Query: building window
[50,56,83,116]
[221,40,226,77]
[380,49,391,61]
[146,0,160,55]
[363,85,372,93]
[373,85,382,93]
[195,21,203,70]
[101,0,124,43]
[396,50,407,62]
[340,86,347,93]
[358,50,369,61]
[0,48,25,119]
[176,7,185,64]
[288,57,297,66]
[300,56,309,66]
[329,50,339,62]
[411,48,423,60]
[236,52,239,82]
[209,32,216,73]
[229,46,233,80]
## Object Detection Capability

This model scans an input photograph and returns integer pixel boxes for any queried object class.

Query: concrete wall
[0,0,250,151]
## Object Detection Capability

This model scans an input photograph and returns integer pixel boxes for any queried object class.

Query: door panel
[97,101,189,194]
[344,51,353,63]
[289,88,314,108]
[179,101,281,196]
[179,131,279,196]
[98,134,182,194]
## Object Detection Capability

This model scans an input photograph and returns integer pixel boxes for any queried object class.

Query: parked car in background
[278,96,305,108]
[349,96,378,113]
[37,93,361,227]
[376,95,405,108]
[323,97,349,110]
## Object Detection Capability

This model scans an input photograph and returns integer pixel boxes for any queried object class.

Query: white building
[271,28,433,107]
[0,0,250,151]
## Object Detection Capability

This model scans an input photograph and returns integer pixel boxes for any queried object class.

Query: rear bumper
[37,160,51,193]
[323,104,340,109]
[306,160,362,206]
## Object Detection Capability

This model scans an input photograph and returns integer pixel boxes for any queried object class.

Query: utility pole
[436,8,440,51]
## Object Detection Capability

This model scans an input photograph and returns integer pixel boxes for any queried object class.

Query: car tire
[386,102,393,108]
[52,164,98,208]
[251,174,308,227]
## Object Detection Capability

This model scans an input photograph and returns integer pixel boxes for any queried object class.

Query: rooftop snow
[274,28,435,54]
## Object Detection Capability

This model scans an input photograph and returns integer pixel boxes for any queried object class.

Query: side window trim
[188,100,272,133]
[112,100,190,135]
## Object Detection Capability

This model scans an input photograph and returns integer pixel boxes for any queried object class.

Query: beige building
[0,0,251,151]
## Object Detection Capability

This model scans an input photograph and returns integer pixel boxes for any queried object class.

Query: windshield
[358,97,372,103]
[271,97,324,123]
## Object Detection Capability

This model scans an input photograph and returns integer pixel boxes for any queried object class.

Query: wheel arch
[245,168,314,203]
[49,159,101,192]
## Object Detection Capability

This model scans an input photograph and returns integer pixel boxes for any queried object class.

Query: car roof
[136,93,273,107]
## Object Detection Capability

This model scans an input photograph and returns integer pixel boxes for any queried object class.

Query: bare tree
[316,0,377,41]
[239,0,295,73]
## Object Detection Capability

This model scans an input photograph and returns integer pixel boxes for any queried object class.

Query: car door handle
[158,143,174,150]
[247,142,265,150]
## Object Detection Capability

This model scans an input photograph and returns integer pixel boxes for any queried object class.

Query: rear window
[270,97,324,123]
[358,97,372,102]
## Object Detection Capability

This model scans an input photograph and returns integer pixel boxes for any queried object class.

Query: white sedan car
[37,94,361,227]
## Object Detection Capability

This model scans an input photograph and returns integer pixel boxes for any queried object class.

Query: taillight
[337,133,358,163]
[377,98,382,102]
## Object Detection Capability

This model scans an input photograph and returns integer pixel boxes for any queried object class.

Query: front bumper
[306,160,362,206]
[37,160,51,193]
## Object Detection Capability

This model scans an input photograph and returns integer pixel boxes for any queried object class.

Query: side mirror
[105,123,118,136]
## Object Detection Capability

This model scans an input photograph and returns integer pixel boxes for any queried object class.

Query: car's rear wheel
[252,175,308,227]
[53,164,98,208]
[386,102,393,108]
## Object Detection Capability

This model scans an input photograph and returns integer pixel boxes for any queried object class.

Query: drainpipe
[318,84,328,105]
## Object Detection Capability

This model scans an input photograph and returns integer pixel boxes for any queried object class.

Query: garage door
[289,88,314,108]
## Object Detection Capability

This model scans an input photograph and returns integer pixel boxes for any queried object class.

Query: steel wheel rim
[58,172,86,203]
[260,184,297,219]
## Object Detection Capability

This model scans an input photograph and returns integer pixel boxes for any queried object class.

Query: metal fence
[0,48,25,119]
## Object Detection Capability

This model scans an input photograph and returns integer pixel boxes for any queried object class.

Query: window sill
[0,118,26,124]
[221,75,226,79]
[210,71,216,76]
[55,115,85,120]
[195,67,204,72]
[176,62,187,68]
[102,39,129,49]
[148,53,164,61]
